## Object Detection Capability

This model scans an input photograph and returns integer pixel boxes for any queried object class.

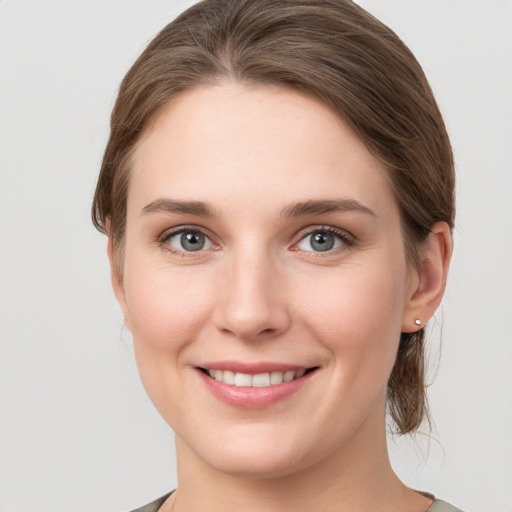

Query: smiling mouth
[199,367,318,387]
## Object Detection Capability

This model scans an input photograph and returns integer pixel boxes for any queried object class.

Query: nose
[212,249,291,341]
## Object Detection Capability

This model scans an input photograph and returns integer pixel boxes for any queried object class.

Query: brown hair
[92,0,454,434]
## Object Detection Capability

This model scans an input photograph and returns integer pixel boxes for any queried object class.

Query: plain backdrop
[0,1,511,511]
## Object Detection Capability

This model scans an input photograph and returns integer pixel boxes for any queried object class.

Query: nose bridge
[214,241,289,340]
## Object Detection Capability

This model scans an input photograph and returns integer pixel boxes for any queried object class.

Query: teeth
[283,370,295,382]
[223,370,235,385]
[270,371,284,385]
[234,372,252,387]
[252,373,270,387]
[206,369,309,387]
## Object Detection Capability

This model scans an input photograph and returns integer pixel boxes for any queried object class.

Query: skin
[109,82,451,512]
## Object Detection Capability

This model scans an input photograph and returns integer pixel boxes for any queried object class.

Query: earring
[414,319,421,326]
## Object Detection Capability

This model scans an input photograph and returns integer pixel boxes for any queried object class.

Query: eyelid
[158,225,219,255]
[156,224,354,256]
[291,225,355,253]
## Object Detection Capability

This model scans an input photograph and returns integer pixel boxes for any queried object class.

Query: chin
[209,448,308,479]
[180,423,315,479]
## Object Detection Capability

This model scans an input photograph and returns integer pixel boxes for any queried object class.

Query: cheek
[122,253,214,356]
[295,259,407,380]
[121,258,217,415]
[300,260,405,330]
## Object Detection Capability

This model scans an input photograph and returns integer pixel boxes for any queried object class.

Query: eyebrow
[281,199,376,219]
[141,197,376,220]
[141,198,220,217]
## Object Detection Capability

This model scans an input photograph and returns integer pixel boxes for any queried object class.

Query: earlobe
[107,237,130,329]
[402,222,452,333]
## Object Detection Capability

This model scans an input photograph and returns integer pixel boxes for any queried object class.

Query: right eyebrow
[141,198,220,218]
[281,198,376,219]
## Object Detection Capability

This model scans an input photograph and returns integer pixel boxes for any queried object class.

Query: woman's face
[114,82,420,477]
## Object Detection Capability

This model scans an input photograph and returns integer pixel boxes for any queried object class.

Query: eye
[296,228,349,252]
[164,229,215,253]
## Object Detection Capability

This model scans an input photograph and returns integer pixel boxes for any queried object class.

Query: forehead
[129,82,396,217]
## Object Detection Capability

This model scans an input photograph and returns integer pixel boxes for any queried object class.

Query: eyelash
[158,225,355,257]
[158,226,218,258]
[292,225,355,255]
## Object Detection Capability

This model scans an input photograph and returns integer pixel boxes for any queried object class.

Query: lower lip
[197,369,317,409]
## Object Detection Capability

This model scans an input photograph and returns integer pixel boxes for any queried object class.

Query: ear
[402,222,452,333]
[107,236,131,330]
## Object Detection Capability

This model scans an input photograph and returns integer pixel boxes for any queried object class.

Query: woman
[92,1,459,510]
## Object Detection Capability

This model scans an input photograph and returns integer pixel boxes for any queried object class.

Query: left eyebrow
[281,199,376,219]
[141,198,220,218]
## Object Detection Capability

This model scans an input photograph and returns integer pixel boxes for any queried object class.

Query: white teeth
[270,371,284,385]
[283,370,295,382]
[234,372,252,387]
[206,369,309,387]
[252,373,271,387]
[223,370,235,385]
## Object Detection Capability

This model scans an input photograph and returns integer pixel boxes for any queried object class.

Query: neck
[167,408,431,512]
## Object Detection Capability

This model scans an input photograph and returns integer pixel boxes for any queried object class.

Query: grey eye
[167,230,213,252]
[181,231,205,251]
[310,232,334,251]
[297,230,343,252]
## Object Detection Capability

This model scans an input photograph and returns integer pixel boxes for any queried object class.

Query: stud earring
[414,319,421,326]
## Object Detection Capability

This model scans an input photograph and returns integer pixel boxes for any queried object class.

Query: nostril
[212,292,291,340]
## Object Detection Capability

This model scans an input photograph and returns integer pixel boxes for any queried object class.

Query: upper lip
[196,361,314,374]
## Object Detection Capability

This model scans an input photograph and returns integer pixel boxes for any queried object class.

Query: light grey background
[0,1,510,511]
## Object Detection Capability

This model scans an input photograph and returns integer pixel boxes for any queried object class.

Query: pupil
[181,231,205,251]
[311,232,334,251]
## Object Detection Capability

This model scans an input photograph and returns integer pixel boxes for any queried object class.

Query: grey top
[129,493,172,512]
[129,492,464,512]
[428,500,464,512]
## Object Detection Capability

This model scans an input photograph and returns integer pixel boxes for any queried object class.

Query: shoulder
[127,493,463,512]
[428,499,465,512]
[128,492,173,512]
